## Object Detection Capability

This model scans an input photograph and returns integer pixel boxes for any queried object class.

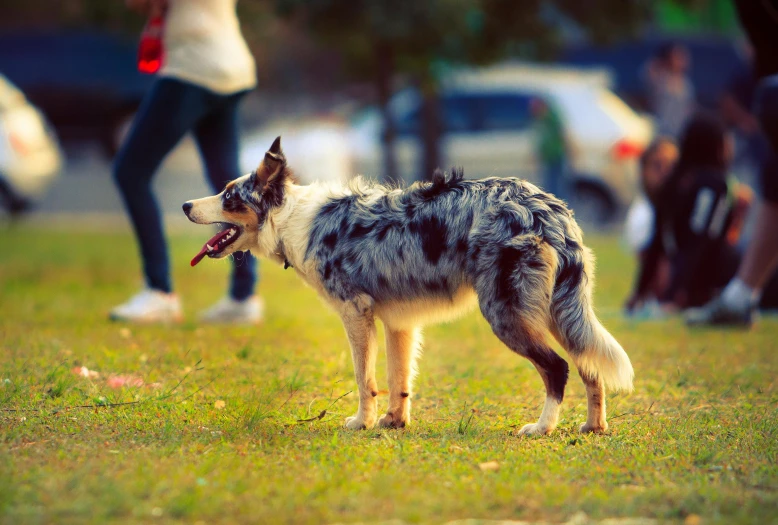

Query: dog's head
[183,136,290,266]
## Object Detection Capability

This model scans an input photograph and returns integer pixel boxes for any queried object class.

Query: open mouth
[191,224,242,266]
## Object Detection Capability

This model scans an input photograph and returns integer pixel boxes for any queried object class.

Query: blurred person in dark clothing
[627,113,772,317]
[645,43,696,138]
[720,49,770,187]
[530,98,568,201]
[110,0,262,324]
[689,0,778,326]
[623,137,678,315]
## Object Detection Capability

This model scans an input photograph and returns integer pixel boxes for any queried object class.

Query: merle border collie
[183,137,633,435]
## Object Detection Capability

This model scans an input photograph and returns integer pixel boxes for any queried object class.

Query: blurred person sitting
[623,137,678,314]
[626,113,771,317]
[110,0,262,324]
[644,43,696,139]
[530,97,569,201]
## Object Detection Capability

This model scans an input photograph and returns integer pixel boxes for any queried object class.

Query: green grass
[1,224,777,524]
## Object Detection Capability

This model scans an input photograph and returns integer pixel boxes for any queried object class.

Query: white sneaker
[199,296,264,324]
[109,288,183,323]
[686,295,756,328]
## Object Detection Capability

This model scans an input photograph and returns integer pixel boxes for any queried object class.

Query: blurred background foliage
[0,0,743,180]
[0,0,739,94]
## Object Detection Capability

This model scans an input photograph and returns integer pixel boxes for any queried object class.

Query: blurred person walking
[644,43,696,138]
[110,0,262,324]
[530,98,569,201]
[688,0,778,327]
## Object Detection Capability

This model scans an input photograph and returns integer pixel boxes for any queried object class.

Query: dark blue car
[0,30,152,156]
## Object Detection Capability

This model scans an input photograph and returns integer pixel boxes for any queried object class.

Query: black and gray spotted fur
[301,169,607,402]
[305,169,580,304]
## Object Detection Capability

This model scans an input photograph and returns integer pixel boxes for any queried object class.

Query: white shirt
[160,0,257,94]
[623,194,655,253]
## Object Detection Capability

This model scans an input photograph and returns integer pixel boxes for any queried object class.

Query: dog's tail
[550,244,633,392]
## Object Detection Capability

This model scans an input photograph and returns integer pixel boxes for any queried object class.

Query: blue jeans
[113,77,257,300]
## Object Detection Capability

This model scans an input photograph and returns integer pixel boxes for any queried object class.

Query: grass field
[1,224,777,524]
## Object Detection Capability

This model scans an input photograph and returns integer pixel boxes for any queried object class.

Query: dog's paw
[517,423,552,436]
[377,412,407,429]
[579,422,608,434]
[344,415,373,430]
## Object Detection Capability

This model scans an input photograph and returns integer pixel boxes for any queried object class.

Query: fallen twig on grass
[296,409,327,422]
[292,390,352,424]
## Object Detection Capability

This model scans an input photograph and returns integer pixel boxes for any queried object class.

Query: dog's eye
[224,191,232,200]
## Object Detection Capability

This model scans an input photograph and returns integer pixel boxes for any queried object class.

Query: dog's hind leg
[474,236,567,436]
[550,243,632,433]
[579,373,607,433]
[338,295,379,430]
[488,318,569,436]
[378,326,421,429]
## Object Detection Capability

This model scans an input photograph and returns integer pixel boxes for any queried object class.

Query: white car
[0,74,62,213]
[242,63,652,224]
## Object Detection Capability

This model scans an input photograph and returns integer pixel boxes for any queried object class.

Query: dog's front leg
[378,327,420,429]
[339,295,379,430]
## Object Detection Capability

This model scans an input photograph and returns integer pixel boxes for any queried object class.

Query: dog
[183,137,633,435]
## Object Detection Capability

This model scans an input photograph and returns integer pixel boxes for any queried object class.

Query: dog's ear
[253,136,286,191]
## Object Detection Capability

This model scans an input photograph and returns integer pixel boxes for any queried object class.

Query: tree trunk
[419,78,441,182]
[374,40,398,184]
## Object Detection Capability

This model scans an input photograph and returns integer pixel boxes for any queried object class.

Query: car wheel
[569,182,615,227]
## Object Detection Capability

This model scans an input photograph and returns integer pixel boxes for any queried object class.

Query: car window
[476,94,534,132]
[395,94,475,135]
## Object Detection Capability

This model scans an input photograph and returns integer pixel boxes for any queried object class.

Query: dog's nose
[182,202,193,214]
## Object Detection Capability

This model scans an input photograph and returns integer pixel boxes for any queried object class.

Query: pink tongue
[190,228,231,267]
[190,245,209,267]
